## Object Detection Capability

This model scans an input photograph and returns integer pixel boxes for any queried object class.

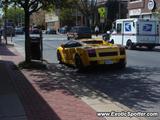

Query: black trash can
[30,36,42,60]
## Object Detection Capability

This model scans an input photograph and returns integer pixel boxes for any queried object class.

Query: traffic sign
[98,7,106,18]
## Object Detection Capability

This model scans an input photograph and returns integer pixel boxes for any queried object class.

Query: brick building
[128,0,160,19]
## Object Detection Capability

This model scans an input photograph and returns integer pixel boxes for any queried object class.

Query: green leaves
[5,7,24,26]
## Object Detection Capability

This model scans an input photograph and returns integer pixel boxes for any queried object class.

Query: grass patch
[18,61,47,70]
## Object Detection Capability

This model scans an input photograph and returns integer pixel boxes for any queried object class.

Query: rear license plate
[105,60,113,64]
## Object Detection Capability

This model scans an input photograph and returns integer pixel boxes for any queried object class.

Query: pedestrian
[95,25,99,37]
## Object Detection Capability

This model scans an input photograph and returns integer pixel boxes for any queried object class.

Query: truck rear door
[139,20,157,43]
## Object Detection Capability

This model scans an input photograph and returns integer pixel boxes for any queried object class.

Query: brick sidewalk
[0,43,103,120]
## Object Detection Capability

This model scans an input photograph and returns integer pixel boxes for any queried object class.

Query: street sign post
[98,7,106,19]
[98,7,107,33]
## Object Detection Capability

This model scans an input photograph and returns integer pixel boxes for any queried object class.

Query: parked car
[57,39,126,70]
[30,28,40,34]
[58,26,71,34]
[58,27,67,34]
[46,29,56,34]
[15,27,24,35]
[67,26,92,40]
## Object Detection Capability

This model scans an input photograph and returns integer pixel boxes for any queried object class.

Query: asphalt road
[13,34,160,120]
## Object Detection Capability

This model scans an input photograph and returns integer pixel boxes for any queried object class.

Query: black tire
[117,61,126,69]
[75,54,84,70]
[57,51,63,64]
[147,46,155,50]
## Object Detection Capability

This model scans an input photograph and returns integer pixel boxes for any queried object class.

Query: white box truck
[109,18,160,50]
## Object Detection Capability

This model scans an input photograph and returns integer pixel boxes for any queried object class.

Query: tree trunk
[24,10,31,63]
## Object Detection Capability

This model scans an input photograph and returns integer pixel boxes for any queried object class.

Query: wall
[128,0,160,19]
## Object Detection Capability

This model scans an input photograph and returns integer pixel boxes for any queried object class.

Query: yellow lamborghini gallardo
[57,39,126,69]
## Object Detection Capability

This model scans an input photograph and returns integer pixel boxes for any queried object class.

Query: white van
[110,18,160,50]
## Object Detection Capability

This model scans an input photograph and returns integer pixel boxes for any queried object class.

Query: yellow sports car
[57,39,126,69]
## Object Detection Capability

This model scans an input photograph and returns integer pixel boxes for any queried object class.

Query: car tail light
[87,49,96,57]
[119,47,125,55]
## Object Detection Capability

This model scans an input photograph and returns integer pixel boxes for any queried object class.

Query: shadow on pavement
[31,63,160,114]
[0,44,16,56]
[2,60,61,120]
[130,47,160,52]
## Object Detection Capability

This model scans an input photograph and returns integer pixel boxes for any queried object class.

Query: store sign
[129,9,141,16]
[148,0,155,10]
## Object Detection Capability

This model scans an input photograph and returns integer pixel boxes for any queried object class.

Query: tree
[5,7,24,26]
[46,0,77,26]
[0,18,3,26]
[46,0,98,27]
[30,10,45,29]
[59,8,75,26]
[9,0,57,63]
[74,0,98,27]
[153,8,160,20]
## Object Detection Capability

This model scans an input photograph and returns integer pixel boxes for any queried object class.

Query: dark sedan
[30,28,40,34]
[67,26,91,40]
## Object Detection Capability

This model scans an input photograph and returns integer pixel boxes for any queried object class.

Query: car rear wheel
[116,59,126,69]
[147,46,155,50]
[75,54,84,70]
[57,51,63,64]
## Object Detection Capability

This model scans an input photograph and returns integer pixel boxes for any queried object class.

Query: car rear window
[70,27,91,33]
[82,40,103,44]
[78,27,91,33]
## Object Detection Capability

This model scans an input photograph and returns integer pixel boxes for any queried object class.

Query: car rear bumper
[84,56,126,67]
